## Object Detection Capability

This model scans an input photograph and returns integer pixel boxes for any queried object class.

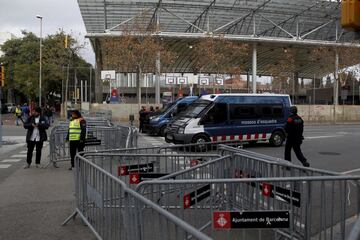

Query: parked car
[165,93,291,147]
[5,103,16,113]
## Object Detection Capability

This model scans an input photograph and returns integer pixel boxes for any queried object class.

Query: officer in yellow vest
[15,105,22,126]
[67,110,86,170]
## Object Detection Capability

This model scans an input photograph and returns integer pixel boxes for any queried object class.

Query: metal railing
[64,142,360,239]
[82,152,221,189]
[49,125,137,167]
[137,176,360,240]
[62,154,211,240]
[81,110,112,121]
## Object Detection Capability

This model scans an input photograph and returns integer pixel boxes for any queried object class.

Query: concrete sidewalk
[0,144,95,240]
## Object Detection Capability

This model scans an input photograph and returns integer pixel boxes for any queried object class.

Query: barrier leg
[62,210,78,226]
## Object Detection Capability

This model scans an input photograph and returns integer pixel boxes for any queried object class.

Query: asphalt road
[141,124,360,175]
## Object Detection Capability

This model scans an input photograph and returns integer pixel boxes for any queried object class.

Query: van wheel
[270,131,285,147]
[159,125,167,137]
[191,134,211,152]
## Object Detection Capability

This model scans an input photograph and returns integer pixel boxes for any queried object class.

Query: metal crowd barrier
[62,155,211,240]
[56,118,112,128]
[81,110,112,121]
[137,176,360,240]
[64,142,360,240]
[82,140,244,156]
[82,152,221,189]
[49,125,135,168]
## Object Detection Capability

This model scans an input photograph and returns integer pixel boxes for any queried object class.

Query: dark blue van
[145,96,198,136]
[165,94,291,147]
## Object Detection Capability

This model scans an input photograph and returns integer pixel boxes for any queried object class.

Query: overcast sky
[0,0,95,65]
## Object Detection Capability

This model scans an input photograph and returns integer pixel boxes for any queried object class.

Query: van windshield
[162,102,176,113]
[178,100,211,118]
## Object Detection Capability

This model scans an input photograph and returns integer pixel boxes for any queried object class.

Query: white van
[165,94,292,147]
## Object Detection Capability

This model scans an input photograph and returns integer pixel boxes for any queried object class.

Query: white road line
[2,159,22,163]
[306,135,340,139]
[342,168,360,175]
[0,164,12,169]
[20,151,27,154]
[11,154,27,158]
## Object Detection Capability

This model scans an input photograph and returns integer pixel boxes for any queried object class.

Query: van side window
[272,105,283,118]
[230,105,257,120]
[202,103,227,124]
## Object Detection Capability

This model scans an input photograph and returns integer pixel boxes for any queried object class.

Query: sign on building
[166,77,176,85]
[199,77,210,86]
[177,77,188,85]
[101,70,116,80]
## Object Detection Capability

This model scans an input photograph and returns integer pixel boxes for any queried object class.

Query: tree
[102,13,177,107]
[0,30,90,105]
[194,35,249,93]
[265,50,296,93]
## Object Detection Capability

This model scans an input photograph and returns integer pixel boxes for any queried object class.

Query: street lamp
[36,15,43,107]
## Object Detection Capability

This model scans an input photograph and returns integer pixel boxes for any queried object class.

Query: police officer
[15,105,22,126]
[67,110,86,170]
[284,106,310,167]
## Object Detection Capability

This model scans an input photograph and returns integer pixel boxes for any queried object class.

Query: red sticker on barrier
[262,183,273,197]
[129,172,140,184]
[118,166,128,176]
[190,159,199,167]
[213,212,231,229]
[183,194,191,209]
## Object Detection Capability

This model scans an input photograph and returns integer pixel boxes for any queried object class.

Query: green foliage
[0,30,91,103]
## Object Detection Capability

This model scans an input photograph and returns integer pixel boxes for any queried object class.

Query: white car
[5,103,16,113]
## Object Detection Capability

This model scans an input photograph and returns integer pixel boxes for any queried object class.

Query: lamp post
[36,15,43,107]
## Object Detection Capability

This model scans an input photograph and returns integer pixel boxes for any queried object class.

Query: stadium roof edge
[86,32,360,48]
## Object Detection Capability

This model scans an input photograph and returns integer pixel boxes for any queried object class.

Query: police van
[165,94,291,147]
[144,96,198,136]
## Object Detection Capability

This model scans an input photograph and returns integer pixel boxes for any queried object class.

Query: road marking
[11,154,27,158]
[342,168,360,174]
[0,164,12,169]
[20,151,27,154]
[2,159,22,163]
[306,135,339,139]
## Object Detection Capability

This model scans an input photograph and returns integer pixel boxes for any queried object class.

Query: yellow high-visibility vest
[69,119,82,141]
[15,107,22,116]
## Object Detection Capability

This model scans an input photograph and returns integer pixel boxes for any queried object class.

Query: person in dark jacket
[284,106,310,167]
[23,107,49,168]
[139,106,147,133]
[67,110,86,170]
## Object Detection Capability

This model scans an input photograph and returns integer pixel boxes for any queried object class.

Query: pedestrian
[23,107,49,168]
[67,110,86,170]
[15,105,22,126]
[21,103,30,122]
[139,106,147,133]
[155,106,161,112]
[284,106,310,167]
[45,105,53,126]
[149,106,155,113]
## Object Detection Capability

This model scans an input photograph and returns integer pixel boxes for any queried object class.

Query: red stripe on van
[254,133,259,139]
[262,133,266,139]
[222,136,227,141]
[212,136,217,142]
[238,135,243,140]
[230,135,235,140]
[247,134,251,140]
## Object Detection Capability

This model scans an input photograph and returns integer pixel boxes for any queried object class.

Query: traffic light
[341,0,360,31]
[0,65,4,87]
